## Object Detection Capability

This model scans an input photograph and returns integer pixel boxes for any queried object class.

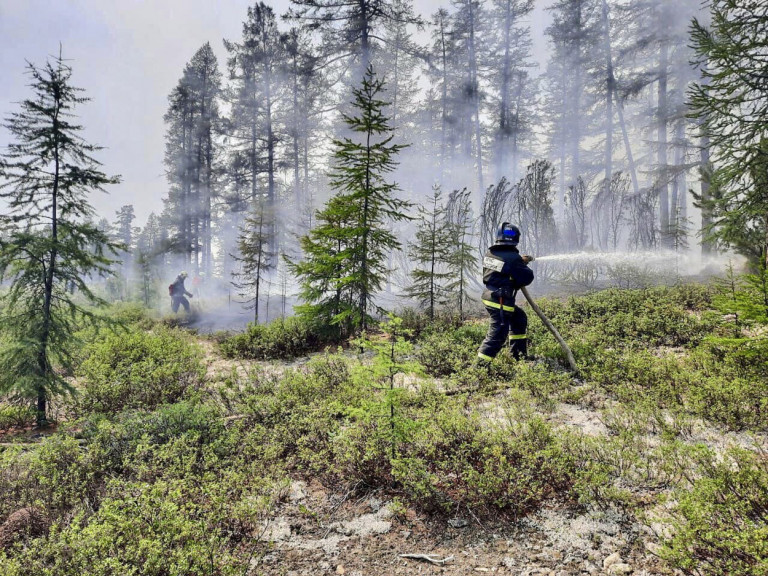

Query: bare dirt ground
[249,478,664,576]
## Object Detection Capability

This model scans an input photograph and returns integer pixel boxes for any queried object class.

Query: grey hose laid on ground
[520,286,578,374]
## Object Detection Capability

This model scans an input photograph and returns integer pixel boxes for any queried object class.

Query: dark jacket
[481,244,534,306]
[170,276,191,298]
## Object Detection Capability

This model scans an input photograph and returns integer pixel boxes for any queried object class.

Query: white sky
[0,0,551,225]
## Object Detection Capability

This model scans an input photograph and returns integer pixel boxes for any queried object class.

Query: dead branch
[399,554,455,565]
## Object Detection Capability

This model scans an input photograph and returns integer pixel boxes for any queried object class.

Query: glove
[522,255,534,264]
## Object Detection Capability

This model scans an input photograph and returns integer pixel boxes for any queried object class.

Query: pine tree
[0,54,120,425]
[292,67,412,333]
[406,186,453,319]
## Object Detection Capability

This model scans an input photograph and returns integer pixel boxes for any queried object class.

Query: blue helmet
[496,222,521,246]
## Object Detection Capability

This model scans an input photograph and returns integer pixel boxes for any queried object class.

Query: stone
[582,560,599,575]
[448,517,469,528]
[603,552,623,570]
[608,563,633,575]
[335,564,345,575]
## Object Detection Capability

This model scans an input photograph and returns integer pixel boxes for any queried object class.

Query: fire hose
[520,256,578,373]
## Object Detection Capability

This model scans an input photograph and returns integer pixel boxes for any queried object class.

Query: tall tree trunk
[467,0,484,192]
[38,92,64,426]
[671,119,686,248]
[571,0,583,190]
[292,53,301,210]
[360,0,370,73]
[617,98,640,195]
[496,0,513,182]
[439,15,448,184]
[658,41,670,247]
[602,0,614,188]
[699,124,714,256]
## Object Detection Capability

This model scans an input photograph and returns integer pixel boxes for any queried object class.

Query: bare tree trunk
[467,0,484,192]
[602,0,614,188]
[658,41,670,247]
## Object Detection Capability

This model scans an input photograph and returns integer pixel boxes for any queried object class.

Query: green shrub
[0,403,34,430]
[415,326,483,376]
[218,316,336,360]
[80,401,225,478]
[396,308,464,339]
[662,446,768,576]
[75,326,204,415]
[0,476,277,576]
[106,301,156,328]
[391,406,575,515]
[0,435,97,519]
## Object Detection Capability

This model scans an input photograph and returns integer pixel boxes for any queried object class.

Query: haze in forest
[4,0,749,328]
[0,0,551,223]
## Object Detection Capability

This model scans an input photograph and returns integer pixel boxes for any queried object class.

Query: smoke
[119,0,721,325]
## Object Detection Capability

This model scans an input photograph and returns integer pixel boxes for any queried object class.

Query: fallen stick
[520,286,578,374]
[399,554,455,565]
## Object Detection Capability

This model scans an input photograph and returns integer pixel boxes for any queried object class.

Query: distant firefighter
[169,271,193,313]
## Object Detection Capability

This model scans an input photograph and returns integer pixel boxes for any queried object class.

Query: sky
[0,0,551,225]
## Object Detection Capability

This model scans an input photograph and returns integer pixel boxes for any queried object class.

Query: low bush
[662,446,768,576]
[0,473,284,576]
[390,407,575,516]
[0,403,34,430]
[218,316,337,361]
[74,326,205,415]
[414,330,478,376]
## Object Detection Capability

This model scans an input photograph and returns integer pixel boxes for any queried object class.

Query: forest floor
[196,337,759,576]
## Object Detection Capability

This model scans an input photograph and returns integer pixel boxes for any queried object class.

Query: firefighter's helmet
[495,223,521,246]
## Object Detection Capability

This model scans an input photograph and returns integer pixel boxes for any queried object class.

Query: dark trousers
[171,296,190,313]
[478,304,528,360]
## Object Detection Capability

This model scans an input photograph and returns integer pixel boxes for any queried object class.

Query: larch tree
[225,3,285,250]
[286,0,420,77]
[690,0,768,268]
[406,186,453,319]
[113,204,136,299]
[544,0,600,216]
[0,54,120,425]
[292,67,412,333]
[487,0,536,185]
[163,42,221,276]
[444,187,477,319]
[231,200,276,323]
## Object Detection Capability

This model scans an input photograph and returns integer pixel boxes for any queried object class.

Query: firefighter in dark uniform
[477,223,534,364]
[170,271,193,313]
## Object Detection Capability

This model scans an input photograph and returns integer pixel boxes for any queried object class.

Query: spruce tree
[293,66,412,333]
[406,186,453,319]
[0,54,120,425]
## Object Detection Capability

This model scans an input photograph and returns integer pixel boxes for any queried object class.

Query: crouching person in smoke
[169,271,193,313]
[477,223,534,366]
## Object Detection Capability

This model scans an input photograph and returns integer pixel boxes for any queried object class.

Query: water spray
[521,256,578,374]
